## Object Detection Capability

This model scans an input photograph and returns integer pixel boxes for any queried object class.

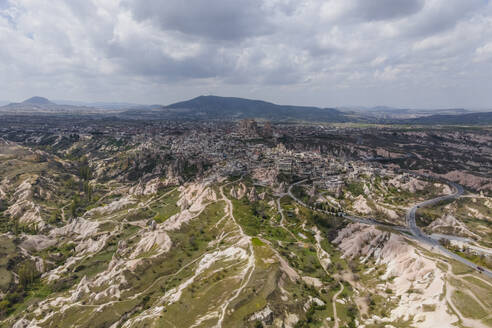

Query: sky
[0,0,492,108]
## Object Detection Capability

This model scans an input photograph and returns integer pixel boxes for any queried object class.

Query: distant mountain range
[0,96,121,115]
[122,95,350,122]
[1,95,491,125]
[401,111,492,125]
[338,106,472,119]
[53,99,141,110]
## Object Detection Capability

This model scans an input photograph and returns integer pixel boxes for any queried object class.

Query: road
[288,179,492,279]
[406,181,492,278]
[287,180,408,231]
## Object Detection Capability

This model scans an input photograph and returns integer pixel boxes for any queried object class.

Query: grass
[483,317,492,328]
[149,201,266,327]
[450,248,492,271]
[0,236,16,291]
[451,290,487,320]
[74,247,116,279]
[223,269,275,326]
[251,237,266,246]
[232,198,269,236]
[6,157,484,327]
[460,276,492,309]
[122,201,227,296]
[150,189,181,223]
[415,206,441,227]
[279,243,325,280]
[0,268,12,291]
[364,317,415,328]
[462,276,492,291]
[5,282,54,318]
[450,260,474,275]
[33,200,228,327]
[422,304,436,312]
[414,195,492,246]
[345,182,365,197]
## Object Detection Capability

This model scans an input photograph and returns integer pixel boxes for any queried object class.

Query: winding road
[288,179,492,279]
[287,180,408,231]
[406,181,492,278]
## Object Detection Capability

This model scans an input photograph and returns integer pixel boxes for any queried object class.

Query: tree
[18,261,39,288]
[83,181,93,201]
[48,209,62,225]
[70,195,80,218]
[79,165,92,181]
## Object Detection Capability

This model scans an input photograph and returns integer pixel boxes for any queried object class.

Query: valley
[2,0,492,326]
[0,118,490,328]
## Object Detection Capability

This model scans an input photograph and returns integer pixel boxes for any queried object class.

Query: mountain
[402,111,492,125]
[123,95,350,122]
[2,95,489,125]
[338,106,472,119]
[22,96,54,105]
[53,99,141,110]
[0,96,119,115]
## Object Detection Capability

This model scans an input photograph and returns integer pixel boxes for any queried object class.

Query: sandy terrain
[335,223,460,328]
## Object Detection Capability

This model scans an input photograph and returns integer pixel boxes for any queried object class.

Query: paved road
[288,179,492,279]
[406,181,492,278]
[287,180,408,231]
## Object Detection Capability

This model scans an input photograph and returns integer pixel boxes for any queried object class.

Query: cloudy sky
[1,0,491,108]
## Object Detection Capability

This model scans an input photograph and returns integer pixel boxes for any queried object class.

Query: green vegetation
[0,236,15,292]
[444,244,492,271]
[232,197,270,236]
[415,206,441,227]
[450,260,474,275]
[345,181,364,197]
[150,189,180,223]
[1,130,491,328]
[451,290,488,320]
[0,259,41,318]
[251,237,266,246]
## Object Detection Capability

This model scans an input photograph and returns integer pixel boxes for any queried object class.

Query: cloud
[357,0,424,21]
[123,0,273,41]
[401,0,485,37]
[0,0,491,108]
[475,42,492,62]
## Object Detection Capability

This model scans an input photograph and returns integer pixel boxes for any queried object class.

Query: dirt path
[215,183,256,328]
[332,281,344,328]
[276,197,300,242]
[460,273,492,287]
[421,254,490,328]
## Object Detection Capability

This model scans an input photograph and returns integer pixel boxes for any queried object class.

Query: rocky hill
[0,128,490,328]
[122,95,351,122]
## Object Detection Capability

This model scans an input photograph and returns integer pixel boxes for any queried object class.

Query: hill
[402,111,492,125]
[339,106,471,119]
[22,96,54,105]
[0,97,114,115]
[123,95,350,122]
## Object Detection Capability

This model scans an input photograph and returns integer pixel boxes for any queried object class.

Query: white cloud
[0,0,491,108]
[475,43,492,62]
